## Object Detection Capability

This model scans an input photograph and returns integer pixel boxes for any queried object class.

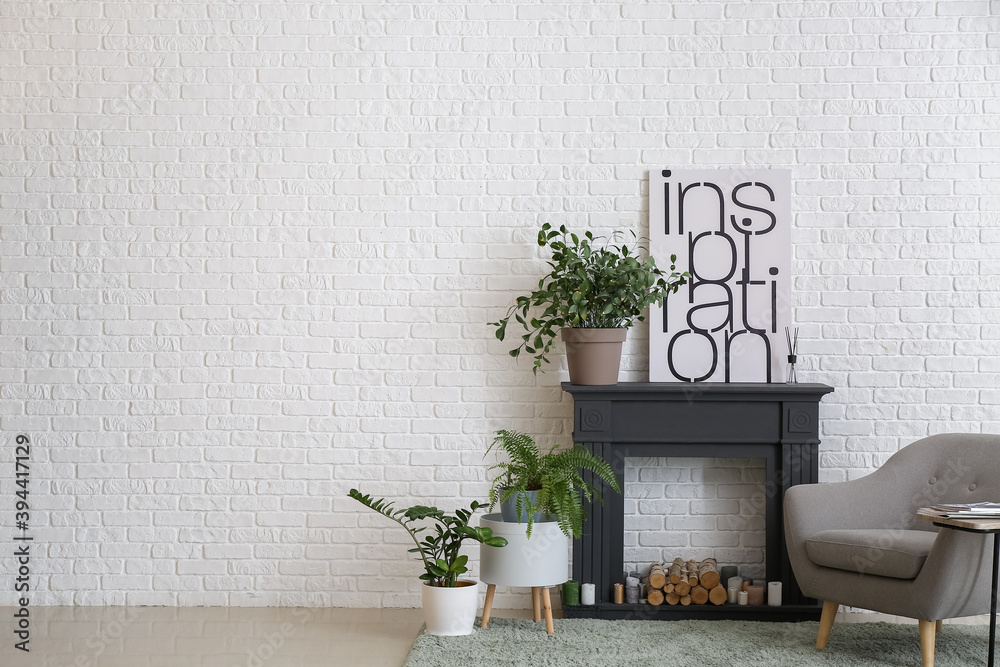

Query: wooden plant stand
[481,584,554,635]
[479,514,569,635]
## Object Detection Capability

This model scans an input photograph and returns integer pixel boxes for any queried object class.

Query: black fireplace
[562,382,834,621]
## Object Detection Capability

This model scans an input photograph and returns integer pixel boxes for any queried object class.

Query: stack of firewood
[642,558,727,606]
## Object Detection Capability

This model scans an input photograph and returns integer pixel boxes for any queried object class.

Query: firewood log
[697,559,721,590]
[647,589,664,606]
[680,594,692,606]
[668,562,683,585]
[663,583,674,594]
[685,559,700,586]
[674,581,691,597]
[665,591,680,605]
[690,585,709,605]
[648,563,667,590]
[708,585,728,606]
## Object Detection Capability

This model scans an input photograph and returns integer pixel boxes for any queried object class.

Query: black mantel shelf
[561,381,835,622]
[562,382,833,396]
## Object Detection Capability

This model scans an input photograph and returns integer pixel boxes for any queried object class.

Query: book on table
[923,502,1000,519]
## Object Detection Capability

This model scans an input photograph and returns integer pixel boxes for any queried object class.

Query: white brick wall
[1,0,1000,608]
[624,458,766,582]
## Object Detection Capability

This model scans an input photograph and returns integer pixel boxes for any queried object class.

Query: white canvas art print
[649,169,791,383]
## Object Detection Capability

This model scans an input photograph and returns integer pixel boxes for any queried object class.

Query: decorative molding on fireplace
[562,382,835,621]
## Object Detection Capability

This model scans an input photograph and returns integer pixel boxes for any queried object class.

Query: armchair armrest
[912,523,994,620]
[784,465,921,600]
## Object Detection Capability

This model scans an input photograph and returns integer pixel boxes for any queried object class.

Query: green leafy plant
[490,223,687,372]
[348,489,507,587]
[486,429,621,539]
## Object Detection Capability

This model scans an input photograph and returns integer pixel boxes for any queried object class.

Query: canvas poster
[649,168,792,383]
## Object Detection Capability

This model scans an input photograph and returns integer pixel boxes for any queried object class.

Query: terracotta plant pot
[561,328,627,385]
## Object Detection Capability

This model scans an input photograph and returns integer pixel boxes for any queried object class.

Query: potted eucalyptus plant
[490,223,687,385]
[485,429,621,539]
[348,488,507,636]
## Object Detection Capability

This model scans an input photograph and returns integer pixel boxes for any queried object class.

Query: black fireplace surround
[562,382,834,621]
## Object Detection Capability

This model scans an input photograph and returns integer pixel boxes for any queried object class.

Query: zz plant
[348,489,507,587]
[486,429,621,539]
[490,223,687,372]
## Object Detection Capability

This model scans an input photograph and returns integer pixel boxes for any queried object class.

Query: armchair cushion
[805,529,938,580]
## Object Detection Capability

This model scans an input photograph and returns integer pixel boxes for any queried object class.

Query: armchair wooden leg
[817,600,839,649]
[532,587,541,623]
[481,584,496,629]
[919,619,936,667]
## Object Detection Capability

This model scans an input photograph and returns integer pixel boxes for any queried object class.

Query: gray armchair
[785,433,1000,667]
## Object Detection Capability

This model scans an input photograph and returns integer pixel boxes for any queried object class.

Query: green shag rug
[404,617,992,667]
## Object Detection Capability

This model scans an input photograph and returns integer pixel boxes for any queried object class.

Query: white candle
[768,581,782,607]
[727,576,743,592]
[581,583,596,605]
[728,587,738,604]
[738,590,749,606]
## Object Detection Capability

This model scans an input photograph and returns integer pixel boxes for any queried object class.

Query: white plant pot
[480,514,570,587]
[421,580,480,636]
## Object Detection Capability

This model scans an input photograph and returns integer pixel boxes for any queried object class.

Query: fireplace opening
[624,456,767,582]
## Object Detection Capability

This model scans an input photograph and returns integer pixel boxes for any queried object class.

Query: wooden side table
[918,510,1000,667]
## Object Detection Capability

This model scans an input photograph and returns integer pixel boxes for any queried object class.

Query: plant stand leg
[542,587,554,635]
[481,584,496,629]
[532,587,541,622]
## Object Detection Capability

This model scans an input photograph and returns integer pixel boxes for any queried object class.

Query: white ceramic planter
[421,581,479,636]
[480,514,570,587]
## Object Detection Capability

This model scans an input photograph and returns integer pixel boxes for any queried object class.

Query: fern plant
[486,429,621,539]
[348,489,507,587]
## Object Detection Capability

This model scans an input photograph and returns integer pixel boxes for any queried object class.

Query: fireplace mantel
[562,381,834,621]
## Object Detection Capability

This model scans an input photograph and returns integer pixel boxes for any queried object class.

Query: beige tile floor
[0,605,540,667]
[0,606,987,667]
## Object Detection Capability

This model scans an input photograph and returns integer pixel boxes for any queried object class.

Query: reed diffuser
[785,326,799,384]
